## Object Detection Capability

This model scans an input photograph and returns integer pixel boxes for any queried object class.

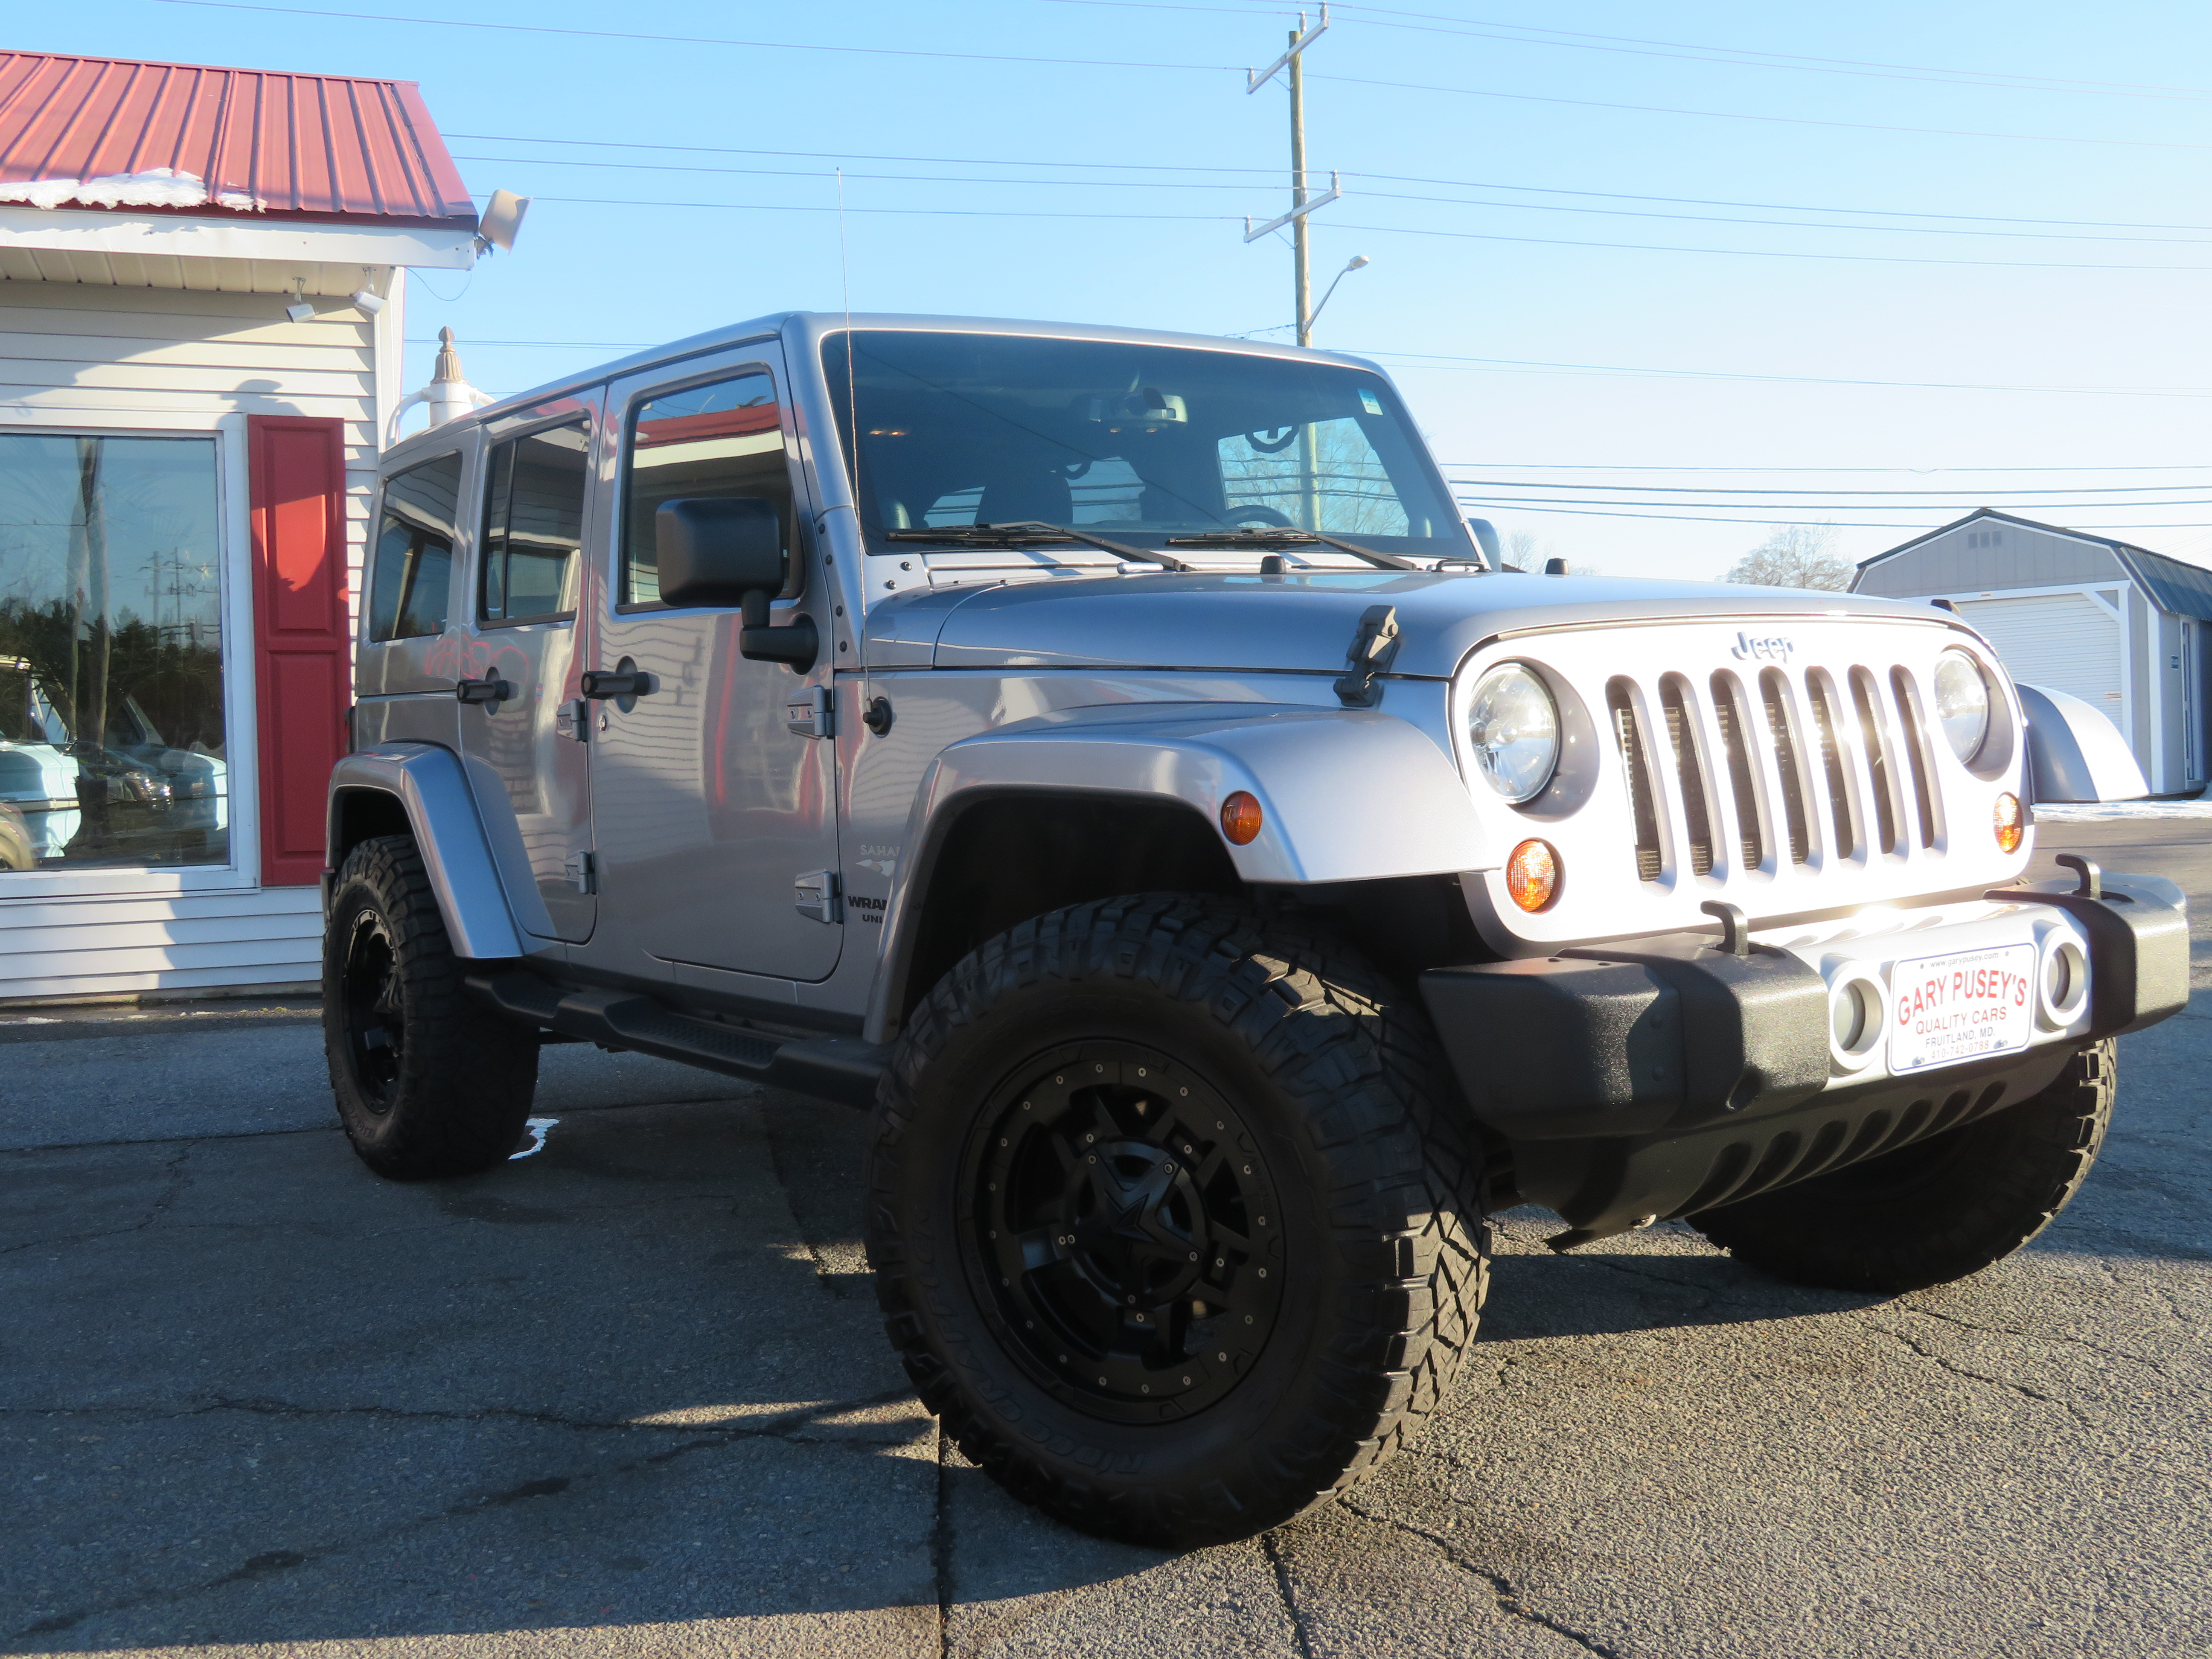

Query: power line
[505,193,2212,274]
[1449,480,2212,498]
[1361,348,2212,394]
[1310,70,2212,151]
[1309,4,2212,103]
[454,133,2212,233]
[1038,0,2212,104]
[447,151,2212,244]
[150,0,2207,153]
[1455,494,2212,511]
[1451,501,2212,530]
[146,0,1240,71]
[1440,462,2212,473]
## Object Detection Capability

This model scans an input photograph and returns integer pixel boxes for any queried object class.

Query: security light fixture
[476,189,531,254]
[283,279,315,324]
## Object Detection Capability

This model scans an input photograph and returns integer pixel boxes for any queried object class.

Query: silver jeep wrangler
[324,314,2187,1546]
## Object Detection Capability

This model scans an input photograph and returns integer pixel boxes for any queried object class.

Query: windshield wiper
[883,521,1192,572]
[1160,528,1420,573]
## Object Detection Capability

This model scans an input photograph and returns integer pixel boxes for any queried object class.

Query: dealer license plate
[1888,943,2040,1074]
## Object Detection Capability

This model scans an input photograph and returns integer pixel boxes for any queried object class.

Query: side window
[621,371,792,607]
[480,421,589,624]
[367,452,462,641]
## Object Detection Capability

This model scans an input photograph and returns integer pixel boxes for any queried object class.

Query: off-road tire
[865,893,1489,1547]
[323,834,539,1179]
[1690,1040,2116,1295]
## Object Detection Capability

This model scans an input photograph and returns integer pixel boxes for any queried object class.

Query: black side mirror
[655,497,817,671]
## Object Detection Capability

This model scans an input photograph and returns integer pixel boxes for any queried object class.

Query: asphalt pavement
[2,821,2207,1658]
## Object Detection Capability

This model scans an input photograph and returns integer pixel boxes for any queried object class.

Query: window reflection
[0,434,227,871]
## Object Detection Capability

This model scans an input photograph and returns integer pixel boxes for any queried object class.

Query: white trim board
[0,206,476,270]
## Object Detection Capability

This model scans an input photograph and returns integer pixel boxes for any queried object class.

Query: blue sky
[26,1,2212,577]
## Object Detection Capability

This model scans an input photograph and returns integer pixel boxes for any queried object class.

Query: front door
[582,349,842,983]
[457,396,598,942]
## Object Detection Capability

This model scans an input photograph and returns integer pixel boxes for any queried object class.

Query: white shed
[0,50,481,1002]
[1854,509,2212,797]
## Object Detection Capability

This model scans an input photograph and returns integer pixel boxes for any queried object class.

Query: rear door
[579,346,842,983]
[456,393,600,942]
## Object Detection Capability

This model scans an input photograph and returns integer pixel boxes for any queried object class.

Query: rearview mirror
[655,497,784,608]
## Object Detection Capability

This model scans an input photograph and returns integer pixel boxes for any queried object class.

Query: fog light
[1220,791,1264,846]
[1505,838,1559,911]
[1994,792,2024,853]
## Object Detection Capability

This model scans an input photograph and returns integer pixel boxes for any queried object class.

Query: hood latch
[1333,605,1402,708]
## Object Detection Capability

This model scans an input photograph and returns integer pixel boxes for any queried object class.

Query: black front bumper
[1417,871,2188,1246]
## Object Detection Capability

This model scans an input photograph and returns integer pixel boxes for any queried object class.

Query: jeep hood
[863,571,1959,680]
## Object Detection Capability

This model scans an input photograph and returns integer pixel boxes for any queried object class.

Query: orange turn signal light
[1505,838,1560,912]
[1220,791,1264,846]
[1994,792,2024,854]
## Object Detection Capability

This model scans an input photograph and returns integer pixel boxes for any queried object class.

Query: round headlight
[1467,663,1561,803]
[1933,650,1992,763]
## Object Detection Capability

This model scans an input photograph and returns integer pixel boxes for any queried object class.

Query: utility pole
[1245,7,1339,346]
[1288,26,1311,346]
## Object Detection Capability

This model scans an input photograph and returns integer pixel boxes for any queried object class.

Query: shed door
[1954,591,2124,721]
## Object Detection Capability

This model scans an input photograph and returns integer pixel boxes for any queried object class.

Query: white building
[1854,509,2212,797]
[0,50,481,1001]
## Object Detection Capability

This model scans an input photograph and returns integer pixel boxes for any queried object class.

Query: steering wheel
[1244,427,1300,454]
[1228,506,1296,528]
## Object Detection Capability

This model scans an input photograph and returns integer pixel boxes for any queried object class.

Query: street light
[1305,254,1370,336]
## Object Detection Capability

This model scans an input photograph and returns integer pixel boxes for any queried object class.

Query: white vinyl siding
[1954,591,2125,713]
[0,268,389,1002]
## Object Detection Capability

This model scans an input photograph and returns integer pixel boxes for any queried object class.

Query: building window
[1966,529,2004,550]
[0,433,227,873]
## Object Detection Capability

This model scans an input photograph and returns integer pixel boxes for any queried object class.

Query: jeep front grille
[1607,678,1665,882]
[1608,659,1959,885]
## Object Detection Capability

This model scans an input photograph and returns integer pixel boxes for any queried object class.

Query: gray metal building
[1854,509,2212,796]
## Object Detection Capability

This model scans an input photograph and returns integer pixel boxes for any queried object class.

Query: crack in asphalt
[1898,1298,2187,1375]
[0,1387,918,1440]
[1338,1500,1622,1657]
[1872,1326,2096,1424]
[931,1429,954,1659]
[1260,1531,1318,1659]
[6,1386,917,1642]
[0,1144,193,1258]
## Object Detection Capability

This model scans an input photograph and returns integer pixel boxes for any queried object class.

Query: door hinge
[785,684,835,739]
[555,698,590,742]
[794,869,842,923]
[564,849,598,894]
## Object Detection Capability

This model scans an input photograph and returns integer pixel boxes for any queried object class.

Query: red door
[247,415,349,886]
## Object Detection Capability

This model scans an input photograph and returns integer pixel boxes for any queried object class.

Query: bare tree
[1725,524,1851,591]
[1505,530,1540,571]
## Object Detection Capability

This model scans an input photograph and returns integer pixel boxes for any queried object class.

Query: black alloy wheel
[339,907,406,1112]
[961,1043,1284,1421]
[869,894,1488,1547]
[322,834,539,1179]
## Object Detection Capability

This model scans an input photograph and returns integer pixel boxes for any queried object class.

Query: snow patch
[509,1116,560,1160]
[2033,799,2212,821]
[0,168,263,212]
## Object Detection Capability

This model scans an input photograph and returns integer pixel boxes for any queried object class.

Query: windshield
[821,331,1468,561]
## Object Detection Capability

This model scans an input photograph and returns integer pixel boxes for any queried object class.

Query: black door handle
[455,670,515,705]
[580,669,657,699]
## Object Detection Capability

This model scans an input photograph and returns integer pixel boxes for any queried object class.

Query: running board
[463,970,887,1108]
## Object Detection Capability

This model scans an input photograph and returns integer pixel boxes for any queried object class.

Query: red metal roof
[0,51,476,229]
